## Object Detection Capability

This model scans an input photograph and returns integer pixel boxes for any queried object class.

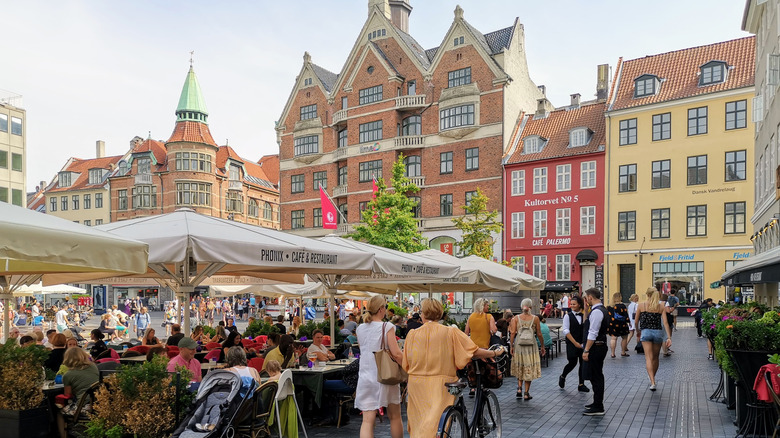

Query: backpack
[515,317,536,346]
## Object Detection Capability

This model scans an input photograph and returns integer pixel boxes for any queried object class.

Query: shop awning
[576,249,598,262]
[722,247,780,286]
[543,281,579,292]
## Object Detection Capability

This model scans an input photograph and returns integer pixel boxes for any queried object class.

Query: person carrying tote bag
[375,322,408,384]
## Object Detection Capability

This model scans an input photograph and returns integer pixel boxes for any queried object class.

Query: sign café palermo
[526,195,580,247]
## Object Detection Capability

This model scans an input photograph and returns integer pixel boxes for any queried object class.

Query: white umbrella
[15,283,87,296]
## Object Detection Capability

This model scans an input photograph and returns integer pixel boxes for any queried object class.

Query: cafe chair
[336,392,355,428]
[64,381,101,436]
[241,338,254,347]
[765,371,780,438]
[236,380,278,438]
[322,335,331,347]
[248,357,265,374]
[274,369,308,438]
[128,345,150,355]
[205,342,222,350]
[204,349,221,362]
[121,350,143,358]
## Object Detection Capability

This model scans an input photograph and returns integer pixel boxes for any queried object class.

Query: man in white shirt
[559,295,588,392]
[55,307,69,333]
[582,288,608,416]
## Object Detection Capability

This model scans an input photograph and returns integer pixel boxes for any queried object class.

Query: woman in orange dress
[402,299,503,438]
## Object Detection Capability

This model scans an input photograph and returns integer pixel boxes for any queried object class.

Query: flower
[299,336,307,341]
[726,325,733,329]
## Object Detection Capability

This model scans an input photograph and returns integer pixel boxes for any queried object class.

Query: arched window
[263,202,273,220]
[404,155,421,177]
[402,115,421,136]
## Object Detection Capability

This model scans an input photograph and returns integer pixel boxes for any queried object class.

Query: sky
[2,0,750,190]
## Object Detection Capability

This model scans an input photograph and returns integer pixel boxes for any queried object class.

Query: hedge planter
[0,406,50,438]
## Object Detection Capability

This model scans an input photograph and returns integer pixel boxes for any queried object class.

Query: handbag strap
[381,322,388,352]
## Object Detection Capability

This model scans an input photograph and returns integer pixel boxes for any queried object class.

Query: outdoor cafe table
[119,355,148,364]
[292,359,353,407]
[42,381,64,427]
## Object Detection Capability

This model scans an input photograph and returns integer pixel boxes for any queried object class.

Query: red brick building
[276,0,542,260]
[503,93,607,294]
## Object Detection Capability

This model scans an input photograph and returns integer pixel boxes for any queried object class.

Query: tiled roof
[132,138,168,164]
[395,28,432,69]
[483,23,515,54]
[167,120,217,146]
[48,155,123,193]
[424,47,439,61]
[506,101,607,164]
[608,36,755,112]
[216,146,276,191]
[257,155,279,185]
[215,145,244,169]
[27,189,46,212]
[311,63,339,93]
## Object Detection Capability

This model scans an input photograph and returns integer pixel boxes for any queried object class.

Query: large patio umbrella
[14,283,87,296]
[0,202,148,340]
[91,209,376,334]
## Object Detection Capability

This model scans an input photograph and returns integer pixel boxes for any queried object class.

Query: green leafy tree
[452,188,503,259]
[349,154,427,252]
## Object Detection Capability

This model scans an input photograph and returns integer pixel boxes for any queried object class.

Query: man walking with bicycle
[582,288,609,416]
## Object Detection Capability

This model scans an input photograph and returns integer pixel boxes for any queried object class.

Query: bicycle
[436,346,505,438]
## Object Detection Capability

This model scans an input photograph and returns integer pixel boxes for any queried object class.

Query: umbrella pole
[328,288,337,342]
[180,286,194,336]
[0,294,8,342]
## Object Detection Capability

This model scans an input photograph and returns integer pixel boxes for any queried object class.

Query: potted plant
[0,339,51,438]
[243,320,279,339]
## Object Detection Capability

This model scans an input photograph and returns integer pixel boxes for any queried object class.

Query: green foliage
[349,154,427,253]
[710,304,778,379]
[116,355,193,401]
[451,187,503,260]
[201,325,217,338]
[85,418,124,438]
[387,302,408,318]
[243,320,279,338]
[297,320,344,344]
[0,340,50,410]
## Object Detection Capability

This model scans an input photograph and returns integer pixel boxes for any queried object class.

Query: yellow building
[0,94,26,207]
[604,37,755,305]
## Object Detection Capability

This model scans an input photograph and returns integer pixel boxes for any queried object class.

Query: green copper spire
[175,66,209,124]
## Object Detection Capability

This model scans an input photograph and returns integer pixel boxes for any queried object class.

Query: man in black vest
[582,288,609,416]
[558,295,589,392]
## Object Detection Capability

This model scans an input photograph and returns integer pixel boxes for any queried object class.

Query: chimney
[596,64,610,101]
[570,93,581,108]
[39,180,46,190]
[96,140,105,158]
[538,85,546,97]
[368,0,391,19]
[388,0,412,33]
[535,98,553,119]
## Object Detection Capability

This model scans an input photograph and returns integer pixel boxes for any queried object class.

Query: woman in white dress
[356,295,403,438]
[627,293,639,349]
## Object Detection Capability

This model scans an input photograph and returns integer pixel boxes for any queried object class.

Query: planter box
[725,374,736,410]
[0,406,50,438]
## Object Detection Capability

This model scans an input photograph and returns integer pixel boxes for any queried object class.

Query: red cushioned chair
[256,335,268,344]
[241,338,253,347]
[128,345,150,355]
[204,349,221,362]
[248,357,265,374]
[167,349,179,359]
[109,348,120,360]
[205,342,222,350]
[322,335,331,346]
[96,357,119,364]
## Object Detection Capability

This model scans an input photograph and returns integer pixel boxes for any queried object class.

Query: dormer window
[569,128,591,147]
[58,172,72,188]
[523,136,547,154]
[137,158,151,175]
[700,61,727,86]
[118,160,129,176]
[634,75,659,98]
[88,168,105,185]
[229,164,241,181]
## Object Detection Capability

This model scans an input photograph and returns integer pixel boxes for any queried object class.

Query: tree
[452,188,503,259]
[348,154,427,253]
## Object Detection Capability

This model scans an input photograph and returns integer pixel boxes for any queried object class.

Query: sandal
[621,353,630,357]
[516,390,523,399]
[523,393,533,400]
[663,352,672,357]
[611,354,616,358]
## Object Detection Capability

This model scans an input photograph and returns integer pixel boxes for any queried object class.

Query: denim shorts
[640,328,666,344]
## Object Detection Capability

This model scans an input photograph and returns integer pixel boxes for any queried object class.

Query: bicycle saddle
[445,380,468,389]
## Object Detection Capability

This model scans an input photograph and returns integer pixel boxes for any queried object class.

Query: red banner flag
[372,177,378,199]
[320,187,338,229]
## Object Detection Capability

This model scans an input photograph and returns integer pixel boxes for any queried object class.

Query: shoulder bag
[374,322,407,385]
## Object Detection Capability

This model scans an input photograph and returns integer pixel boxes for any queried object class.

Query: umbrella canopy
[15,283,87,296]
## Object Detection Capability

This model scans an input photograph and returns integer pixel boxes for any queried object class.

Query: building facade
[276,0,542,261]
[504,94,607,298]
[604,37,755,304]
[0,92,26,207]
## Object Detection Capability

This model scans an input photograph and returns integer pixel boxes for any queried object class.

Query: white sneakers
[649,384,657,391]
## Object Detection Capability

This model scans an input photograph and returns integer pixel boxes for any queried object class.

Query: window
[725,150,747,181]
[513,256,525,273]
[580,206,596,235]
[440,152,453,174]
[176,182,212,206]
[291,210,305,229]
[0,187,6,203]
[248,200,259,218]
[619,119,637,145]
[71,195,79,210]
[338,129,348,148]
[533,210,547,238]
[511,212,525,239]
[651,160,671,189]
[511,170,525,195]
[338,165,348,186]
[408,81,416,95]
[313,208,323,227]
[0,151,5,168]
[687,155,707,185]
[687,107,708,135]
[359,121,382,143]
[228,165,241,183]
[724,202,746,234]
[618,211,636,241]
[304,78,312,86]
[341,96,348,110]
[300,104,317,121]
[569,128,589,147]
[95,219,103,225]
[700,62,725,85]
[95,193,103,208]
[523,136,545,154]
[312,171,327,190]
[132,185,157,208]
[533,255,547,281]
[725,100,747,130]
[294,135,319,156]
[687,205,707,236]
[175,152,212,172]
[118,190,127,210]
[557,254,571,281]
[533,168,547,194]
[11,189,21,206]
[264,202,273,220]
[61,197,68,211]
[226,191,243,213]
[0,114,6,132]
[448,67,471,88]
[359,201,368,212]
[10,117,22,135]
[88,169,103,185]
[338,203,348,224]
[556,164,571,191]
[83,220,91,227]
[556,208,571,236]
[49,197,57,212]
[465,190,477,207]
[11,153,22,172]
[410,196,421,218]
[618,164,637,192]
[651,208,670,239]
[453,36,465,46]
[465,148,479,171]
[652,113,671,140]
[404,155,421,177]
[440,194,453,216]
[137,158,151,175]
[581,161,596,189]
[58,172,71,188]
[358,160,382,182]
[635,75,658,97]
[401,115,421,136]
[359,85,383,105]
[83,194,91,209]
[291,174,305,193]
[440,104,475,130]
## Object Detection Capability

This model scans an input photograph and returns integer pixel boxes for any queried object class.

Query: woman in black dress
[607,292,631,358]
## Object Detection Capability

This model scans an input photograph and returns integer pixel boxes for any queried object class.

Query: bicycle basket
[466,358,503,389]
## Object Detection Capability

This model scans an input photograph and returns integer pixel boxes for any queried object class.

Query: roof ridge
[624,36,755,63]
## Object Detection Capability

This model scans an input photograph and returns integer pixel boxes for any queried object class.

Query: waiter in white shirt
[582,288,609,416]
[558,295,589,392]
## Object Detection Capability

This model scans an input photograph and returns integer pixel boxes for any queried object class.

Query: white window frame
[512,257,525,273]
[533,255,547,281]
[581,161,596,189]
[556,254,571,281]
[523,136,545,154]
[556,208,571,236]
[556,164,571,192]
[533,168,547,194]
[533,210,547,238]
[580,206,596,235]
[511,170,525,196]
[569,128,589,147]
[511,212,525,239]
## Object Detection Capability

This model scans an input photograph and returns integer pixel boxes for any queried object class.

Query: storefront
[722,245,780,307]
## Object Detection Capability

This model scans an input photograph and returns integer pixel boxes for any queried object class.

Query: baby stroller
[172,370,256,438]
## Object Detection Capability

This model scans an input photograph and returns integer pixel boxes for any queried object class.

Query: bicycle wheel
[437,408,467,438]
[478,390,502,438]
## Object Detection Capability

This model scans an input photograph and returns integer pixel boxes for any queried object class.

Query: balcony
[408,176,426,188]
[333,109,348,125]
[394,94,426,110]
[394,135,424,150]
[228,180,243,191]
[336,223,355,235]
[333,185,348,197]
[333,147,348,160]
[134,173,153,185]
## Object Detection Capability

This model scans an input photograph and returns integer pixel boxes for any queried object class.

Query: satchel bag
[374,322,407,385]
[516,317,536,346]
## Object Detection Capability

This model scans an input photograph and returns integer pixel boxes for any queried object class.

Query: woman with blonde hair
[464,298,497,396]
[509,298,545,400]
[635,287,672,391]
[355,295,403,438]
[57,347,99,438]
[290,316,302,337]
[141,327,159,346]
[627,293,640,349]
